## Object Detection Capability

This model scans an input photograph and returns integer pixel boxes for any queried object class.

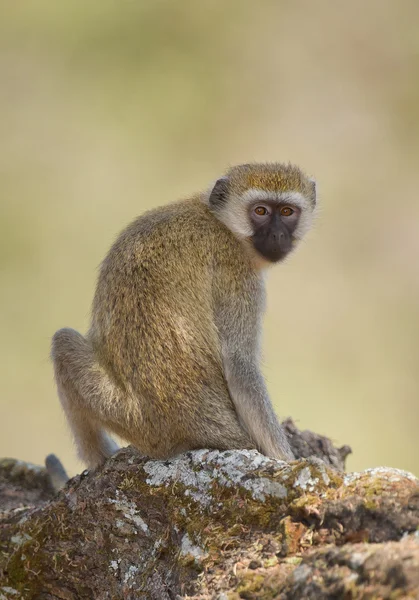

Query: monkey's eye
[254,206,268,216]
[280,206,294,217]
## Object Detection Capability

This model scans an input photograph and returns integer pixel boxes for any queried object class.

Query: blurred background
[1,0,418,477]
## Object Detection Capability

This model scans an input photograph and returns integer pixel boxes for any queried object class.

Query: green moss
[236,573,266,597]
[235,571,285,600]
[284,556,302,566]
[363,481,384,511]
[118,476,138,491]
[2,502,87,596]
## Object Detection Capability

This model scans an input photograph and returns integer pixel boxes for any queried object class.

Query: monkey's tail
[45,453,69,493]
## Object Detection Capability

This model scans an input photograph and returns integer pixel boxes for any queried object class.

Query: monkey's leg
[52,328,123,469]
[56,375,120,469]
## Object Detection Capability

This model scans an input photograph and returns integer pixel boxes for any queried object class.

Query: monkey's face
[206,163,317,266]
[249,201,301,263]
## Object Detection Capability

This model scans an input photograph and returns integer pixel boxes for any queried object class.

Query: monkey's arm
[217,274,294,461]
[223,352,294,460]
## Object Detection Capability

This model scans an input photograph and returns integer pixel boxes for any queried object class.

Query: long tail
[45,453,69,492]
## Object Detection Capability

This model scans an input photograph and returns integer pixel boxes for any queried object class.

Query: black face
[250,201,300,262]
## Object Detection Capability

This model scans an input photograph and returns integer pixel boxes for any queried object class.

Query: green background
[1,1,418,476]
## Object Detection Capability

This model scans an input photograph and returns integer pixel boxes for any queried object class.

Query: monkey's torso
[88,198,264,457]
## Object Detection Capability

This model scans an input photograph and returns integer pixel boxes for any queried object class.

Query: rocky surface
[0,422,418,599]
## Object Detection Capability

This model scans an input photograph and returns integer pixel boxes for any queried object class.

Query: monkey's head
[205,162,317,265]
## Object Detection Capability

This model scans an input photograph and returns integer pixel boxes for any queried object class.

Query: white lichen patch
[293,467,319,492]
[143,449,291,506]
[0,588,21,599]
[253,477,288,501]
[144,457,213,505]
[344,467,418,486]
[310,458,330,486]
[109,560,119,573]
[123,565,139,585]
[108,491,149,534]
[154,538,163,551]
[180,533,208,560]
[10,533,32,547]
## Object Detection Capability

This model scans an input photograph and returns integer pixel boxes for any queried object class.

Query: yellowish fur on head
[226,162,316,206]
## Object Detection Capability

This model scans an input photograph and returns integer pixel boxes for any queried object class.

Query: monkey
[51,162,317,470]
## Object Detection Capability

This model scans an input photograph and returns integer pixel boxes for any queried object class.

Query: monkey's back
[89,198,254,451]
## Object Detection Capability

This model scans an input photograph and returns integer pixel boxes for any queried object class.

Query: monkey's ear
[208,177,229,209]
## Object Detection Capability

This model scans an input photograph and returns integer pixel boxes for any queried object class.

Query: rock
[0,458,54,513]
[0,423,417,599]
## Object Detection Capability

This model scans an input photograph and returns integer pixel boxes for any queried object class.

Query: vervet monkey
[51,162,317,469]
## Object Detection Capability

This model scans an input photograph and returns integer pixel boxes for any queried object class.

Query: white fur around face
[216,189,316,241]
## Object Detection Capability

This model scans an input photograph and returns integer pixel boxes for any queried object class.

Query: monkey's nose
[273,231,285,241]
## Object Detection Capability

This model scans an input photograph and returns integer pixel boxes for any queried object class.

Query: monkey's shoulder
[108,198,238,260]
[132,198,226,237]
